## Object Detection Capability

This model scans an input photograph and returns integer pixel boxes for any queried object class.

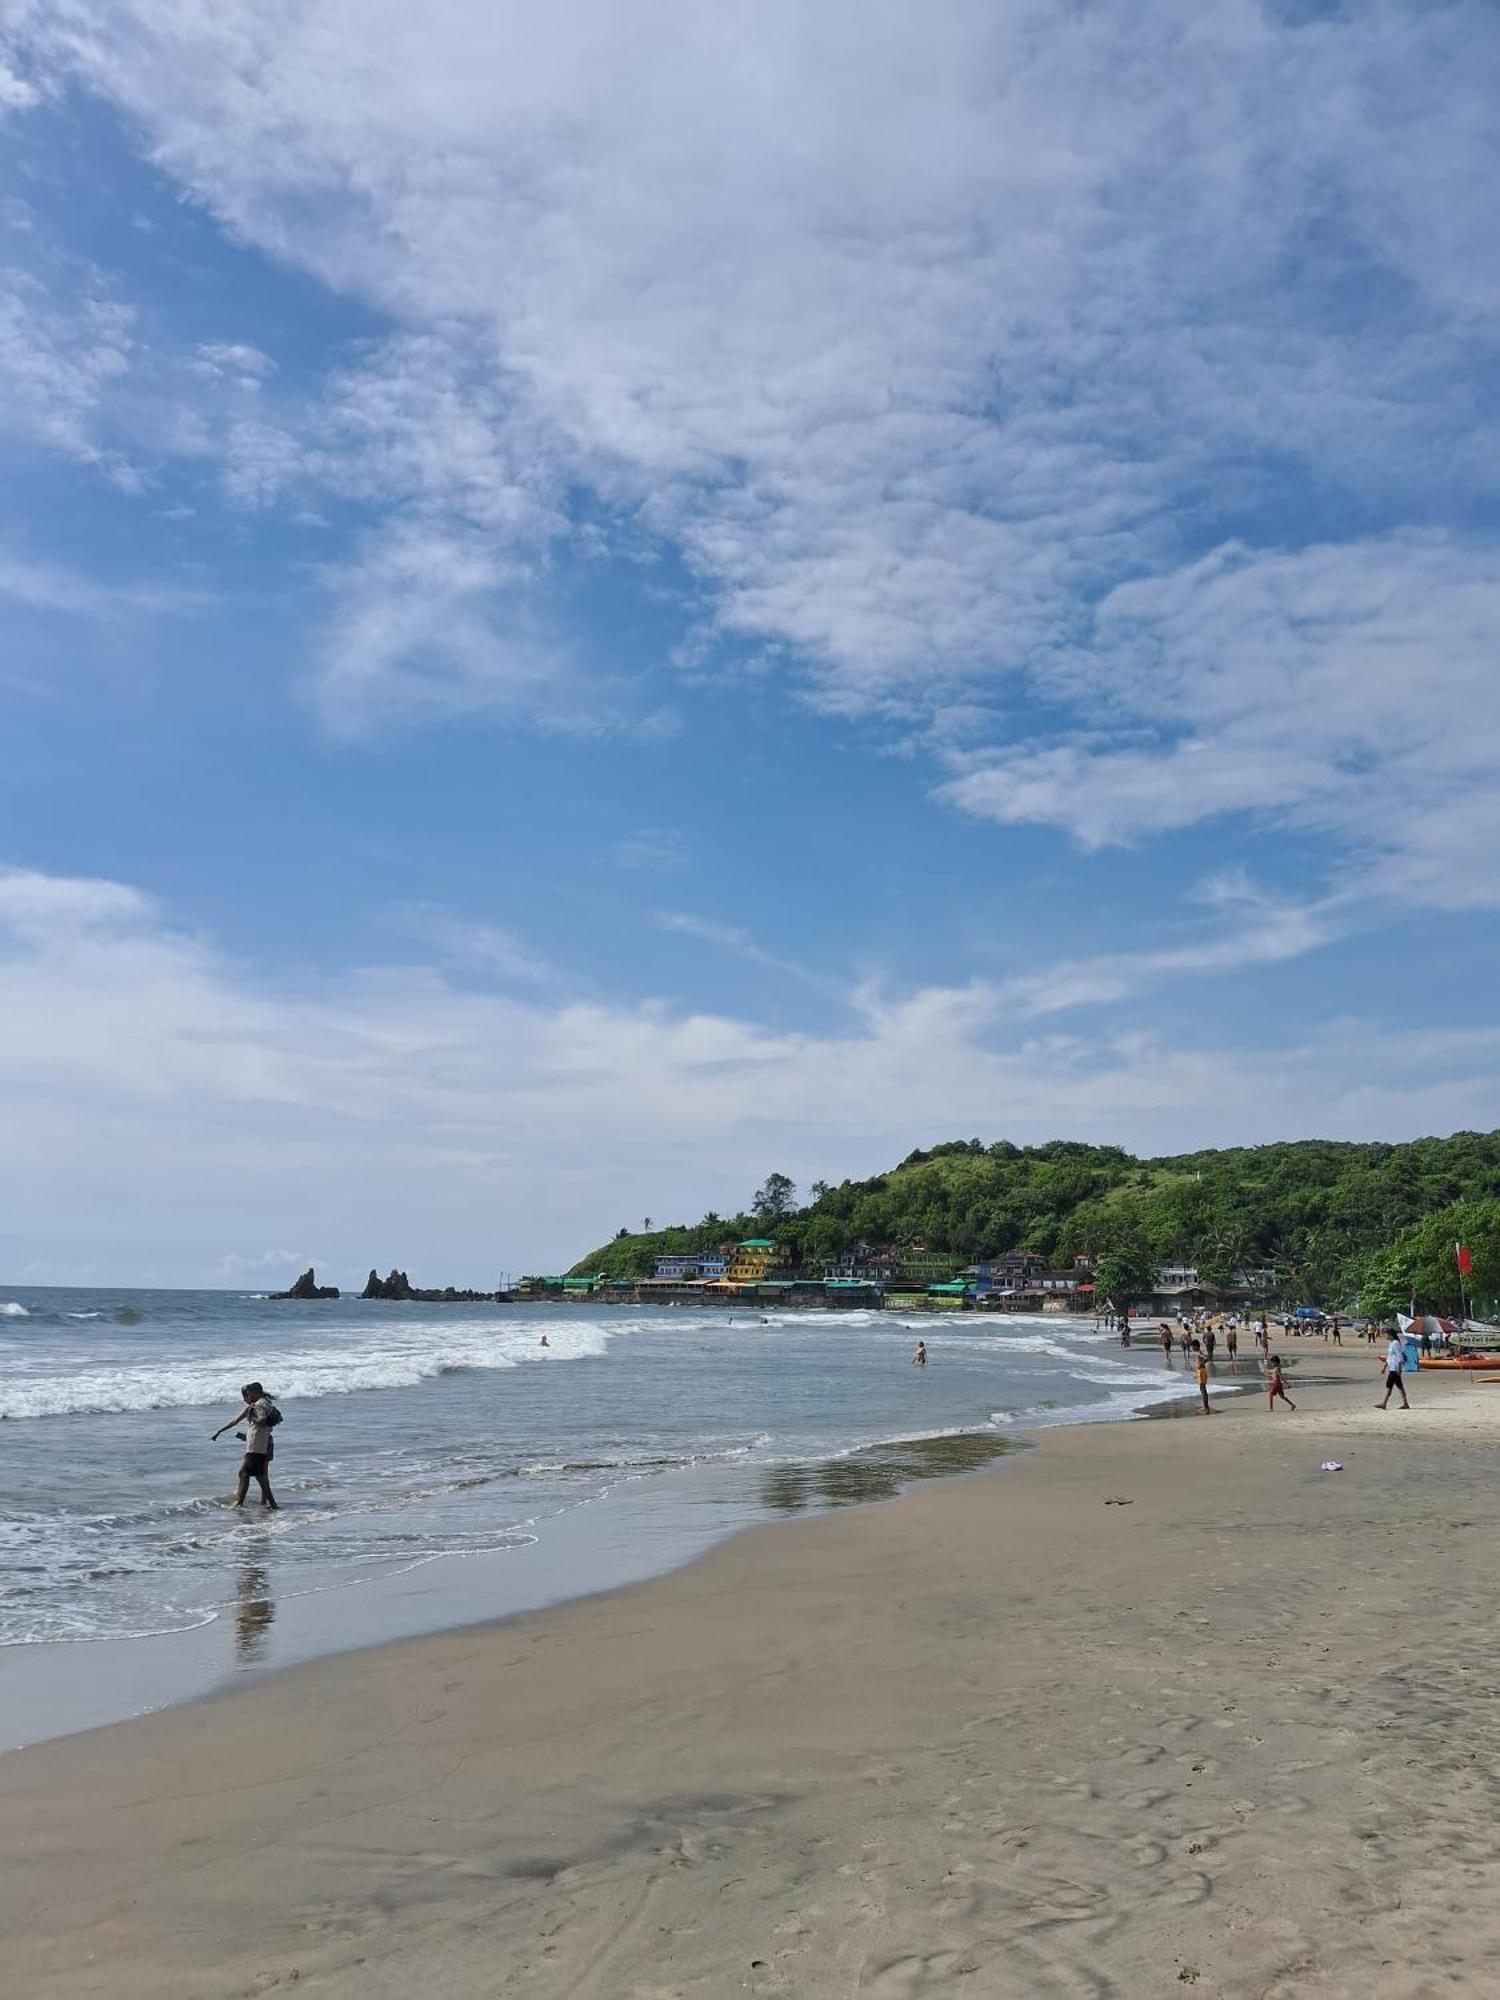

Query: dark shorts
[241,1451,271,1477]
[1385,1370,1404,1391]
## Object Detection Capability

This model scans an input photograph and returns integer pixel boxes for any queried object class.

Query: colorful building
[724,1238,780,1283]
[895,1251,962,1284]
[653,1252,728,1280]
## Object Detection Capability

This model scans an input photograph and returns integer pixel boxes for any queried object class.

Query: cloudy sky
[4,1,1500,1285]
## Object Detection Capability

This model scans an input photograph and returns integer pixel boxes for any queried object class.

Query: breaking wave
[0,1319,612,1421]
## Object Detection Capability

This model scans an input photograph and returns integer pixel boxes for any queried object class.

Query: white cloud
[12,5,1500,745]
[943,533,1500,906]
[193,340,276,382]
[0,48,39,117]
[613,829,688,871]
[307,520,568,734]
[396,904,557,988]
[4,2,1500,914]
[215,1247,313,1280]
[0,547,207,620]
[995,874,1341,1016]
[3,864,1497,1284]
[0,262,134,473]
[653,909,840,994]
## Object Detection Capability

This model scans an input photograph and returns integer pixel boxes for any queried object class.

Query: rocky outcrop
[274,1267,340,1300]
[359,1267,503,1303]
[362,1267,413,1300]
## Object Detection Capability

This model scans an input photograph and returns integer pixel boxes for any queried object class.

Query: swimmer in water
[539,1333,550,1348]
[912,1340,928,1367]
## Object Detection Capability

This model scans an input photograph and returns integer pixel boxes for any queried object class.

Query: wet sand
[4,1346,1499,1997]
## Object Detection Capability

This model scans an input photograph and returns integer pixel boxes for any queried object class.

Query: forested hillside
[569,1132,1500,1307]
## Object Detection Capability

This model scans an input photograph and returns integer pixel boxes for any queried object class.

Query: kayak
[1418,1353,1500,1370]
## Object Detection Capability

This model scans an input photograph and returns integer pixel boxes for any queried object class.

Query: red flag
[1456,1242,1473,1276]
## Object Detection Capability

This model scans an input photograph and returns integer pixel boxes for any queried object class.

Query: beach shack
[927,1279,973,1311]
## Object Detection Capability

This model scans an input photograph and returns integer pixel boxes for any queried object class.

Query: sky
[3,1,1500,1286]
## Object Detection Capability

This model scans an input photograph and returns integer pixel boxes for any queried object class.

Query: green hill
[568,1131,1500,1307]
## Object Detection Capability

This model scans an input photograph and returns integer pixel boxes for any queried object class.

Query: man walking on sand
[1193,1340,1212,1414]
[212,1381,282,1508]
[1377,1333,1411,1411]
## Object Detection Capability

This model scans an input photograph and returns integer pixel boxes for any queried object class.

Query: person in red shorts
[1266,1354,1296,1412]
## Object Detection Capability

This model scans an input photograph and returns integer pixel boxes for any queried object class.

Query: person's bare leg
[234,1468,250,1507]
[255,1469,279,1509]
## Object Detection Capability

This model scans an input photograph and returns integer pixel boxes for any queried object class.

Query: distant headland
[270,1130,1500,1320]
[561,1132,1500,1319]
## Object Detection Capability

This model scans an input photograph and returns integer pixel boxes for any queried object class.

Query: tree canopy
[566,1131,1500,1304]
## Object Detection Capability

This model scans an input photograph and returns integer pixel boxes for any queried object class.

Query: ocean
[0,1287,1208,1743]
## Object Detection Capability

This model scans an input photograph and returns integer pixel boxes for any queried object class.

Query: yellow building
[724,1238,779,1284]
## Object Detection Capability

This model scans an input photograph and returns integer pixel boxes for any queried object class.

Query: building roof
[738,1238,777,1250]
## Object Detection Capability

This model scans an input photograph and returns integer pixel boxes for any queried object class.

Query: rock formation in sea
[362,1268,414,1300]
[357,1267,504,1303]
[274,1267,340,1300]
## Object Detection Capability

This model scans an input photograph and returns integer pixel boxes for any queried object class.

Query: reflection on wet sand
[760,1431,1020,1513]
[233,1554,276,1666]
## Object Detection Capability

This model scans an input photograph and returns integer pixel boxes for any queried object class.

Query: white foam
[0,1302,30,1317]
[0,1317,614,1420]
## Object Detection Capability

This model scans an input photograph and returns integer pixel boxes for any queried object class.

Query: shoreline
[8,1348,1498,1995]
[0,1331,1226,1752]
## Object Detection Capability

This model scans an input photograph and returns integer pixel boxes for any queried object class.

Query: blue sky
[3,2,1500,1285]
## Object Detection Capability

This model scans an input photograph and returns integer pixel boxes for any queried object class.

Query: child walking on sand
[1266,1353,1296,1412]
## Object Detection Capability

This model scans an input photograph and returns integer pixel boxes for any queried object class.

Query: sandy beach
[4,1347,1499,1998]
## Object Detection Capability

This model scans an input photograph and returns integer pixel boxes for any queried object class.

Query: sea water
[0,1288,1205,1739]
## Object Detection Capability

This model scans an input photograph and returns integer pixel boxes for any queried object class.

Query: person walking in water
[1266,1353,1296,1412]
[1377,1332,1411,1411]
[912,1339,928,1367]
[1225,1321,1238,1365]
[213,1381,281,1509]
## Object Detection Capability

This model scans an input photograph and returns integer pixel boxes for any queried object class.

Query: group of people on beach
[1135,1311,1412,1416]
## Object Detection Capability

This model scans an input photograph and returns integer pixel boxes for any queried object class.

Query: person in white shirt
[1377,1335,1410,1411]
[212,1380,282,1507]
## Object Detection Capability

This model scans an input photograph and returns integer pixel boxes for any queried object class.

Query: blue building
[653,1252,727,1280]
